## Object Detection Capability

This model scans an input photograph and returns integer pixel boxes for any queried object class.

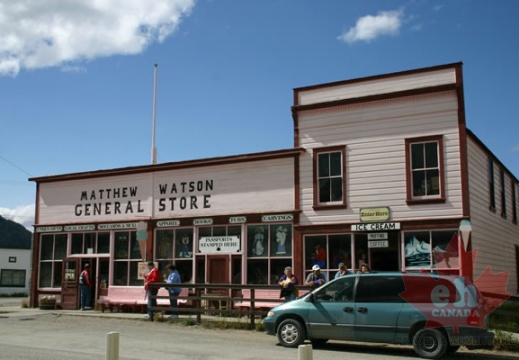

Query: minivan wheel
[412,328,447,359]
[277,319,306,348]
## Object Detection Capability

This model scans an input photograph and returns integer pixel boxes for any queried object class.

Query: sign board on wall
[351,222,400,231]
[367,232,388,240]
[64,269,76,280]
[36,159,295,225]
[138,261,158,280]
[198,236,241,254]
[368,240,389,248]
[360,207,390,222]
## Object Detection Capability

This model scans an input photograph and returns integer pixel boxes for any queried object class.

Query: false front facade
[29,62,518,308]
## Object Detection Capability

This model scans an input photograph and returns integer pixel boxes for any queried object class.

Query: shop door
[206,256,230,310]
[368,232,400,271]
[61,258,80,310]
[207,256,230,284]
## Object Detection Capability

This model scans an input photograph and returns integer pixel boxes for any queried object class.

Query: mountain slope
[0,215,32,249]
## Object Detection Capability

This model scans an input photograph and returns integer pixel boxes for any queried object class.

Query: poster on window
[270,224,292,256]
[404,233,431,269]
[176,229,194,258]
[248,225,268,257]
[431,232,460,269]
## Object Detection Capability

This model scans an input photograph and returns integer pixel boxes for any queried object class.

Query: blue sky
[1,0,518,230]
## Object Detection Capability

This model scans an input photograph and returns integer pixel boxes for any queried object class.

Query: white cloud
[0,0,196,77]
[0,204,35,231]
[338,10,403,44]
[512,146,519,152]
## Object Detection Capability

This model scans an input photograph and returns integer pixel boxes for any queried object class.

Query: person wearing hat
[334,262,351,279]
[304,264,326,288]
[144,261,161,321]
[79,263,93,310]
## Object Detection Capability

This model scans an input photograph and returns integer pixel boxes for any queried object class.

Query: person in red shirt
[79,263,93,310]
[144,261,161,321]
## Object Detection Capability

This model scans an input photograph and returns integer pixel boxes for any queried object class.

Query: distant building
[0,247,31,296]
[29,63,518,309]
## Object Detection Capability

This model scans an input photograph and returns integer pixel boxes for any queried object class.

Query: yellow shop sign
[360,207,390,222]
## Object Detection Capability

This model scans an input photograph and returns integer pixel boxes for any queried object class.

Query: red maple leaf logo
[400,233,511,333]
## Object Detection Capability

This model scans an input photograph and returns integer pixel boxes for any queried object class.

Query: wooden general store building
[29,63,519,309]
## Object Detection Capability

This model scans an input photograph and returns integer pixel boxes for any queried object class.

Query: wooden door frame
[60,258,80,310]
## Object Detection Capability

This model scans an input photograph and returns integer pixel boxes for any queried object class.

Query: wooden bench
[98,287,190,313]
[235,289,283,317]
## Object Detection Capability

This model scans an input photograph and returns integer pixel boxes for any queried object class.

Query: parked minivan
[264,272,494,359]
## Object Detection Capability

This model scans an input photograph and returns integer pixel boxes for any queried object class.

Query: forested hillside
[0,215,31,249]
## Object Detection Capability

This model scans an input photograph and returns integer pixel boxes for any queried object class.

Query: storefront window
[305,235,327,271]
[404,231,430,269]
[155,227,194,283]
[247,259,268,284]
[305,234,352,280]
[113,262,128,286]
[39,263,52,288]
[71,232,111,254]
[39,233,67,288]
[247,224,292,284]
[404,230,459,270]
[175,228,194,259]
[248,225,268,257]
[98,233,110,253]
[329,235,352,269]
[431,231,460,269]
[113,231,141,286]
[247,224,292,258]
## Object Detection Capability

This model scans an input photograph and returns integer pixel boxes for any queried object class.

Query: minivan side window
[355,276,405,303]
[314,277,355,302]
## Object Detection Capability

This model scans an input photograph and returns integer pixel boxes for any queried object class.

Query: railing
[148,283,312,329]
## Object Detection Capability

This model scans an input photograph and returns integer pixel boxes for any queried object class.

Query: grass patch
[493,329,519,352]
[178,317,198,326]
[20,299,28,308]
[201,319,252,330]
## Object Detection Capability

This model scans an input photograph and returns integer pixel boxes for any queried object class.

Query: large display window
[246,223,292,284]
[154,227,194,283]
[113,231,142,286]
[71,232,110,254]
[39,233,67,288]
[403,230,459,270]
[304,234,352,281]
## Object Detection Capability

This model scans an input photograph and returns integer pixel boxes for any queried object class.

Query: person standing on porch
[278,266,299,301]
[166,264,182,319]
[144,261,161,321]
[79,263,93,310]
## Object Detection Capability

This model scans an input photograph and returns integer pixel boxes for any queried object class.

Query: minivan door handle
[343,307,353,313]
[357,307,368,313]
